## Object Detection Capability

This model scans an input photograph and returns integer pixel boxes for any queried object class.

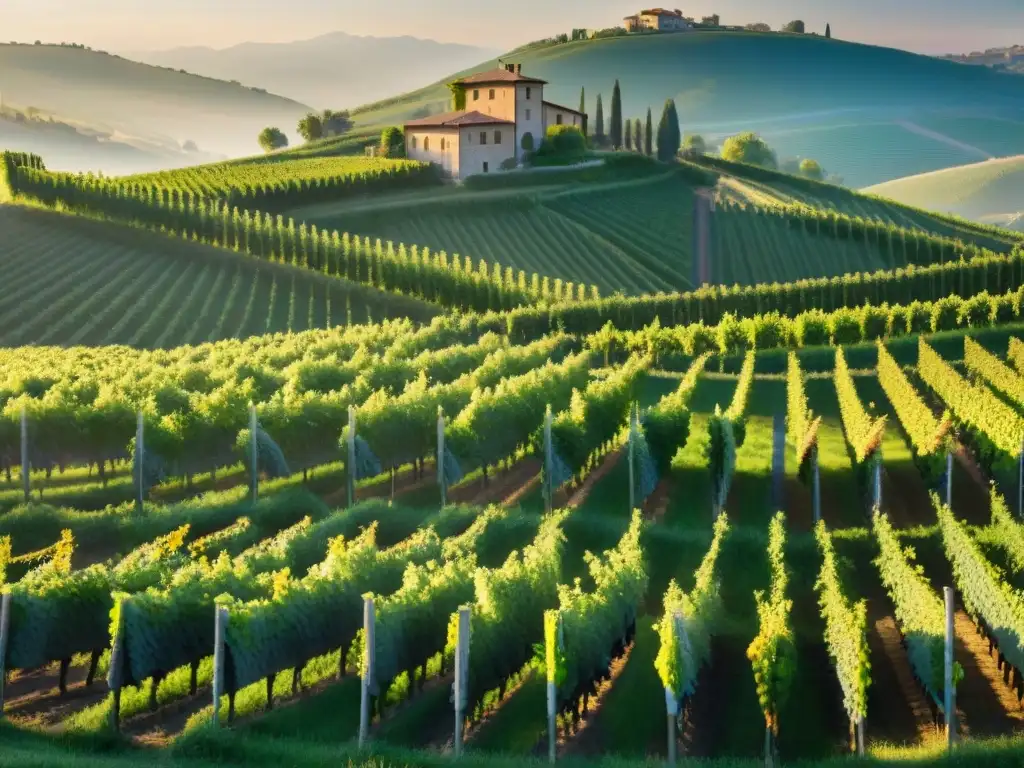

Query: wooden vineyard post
[857,715,865,756]
[359,596,376,749]
[212,605,227,726]
[543,405,553,515]
[665,612,688,767]
[453,605,471,758]
[249,403,258,503]
[107,597,126,731]
[0,592,11,714]
[812,445,821,524]
[628,404,636,514]
[946,450,953,508]
[136,411,145,513]
[20,405,28,503]
[944,587,957,749]
[347,406,357,509]
[437,407,446,507]
[873,454,882,510]
[547,612,563,764]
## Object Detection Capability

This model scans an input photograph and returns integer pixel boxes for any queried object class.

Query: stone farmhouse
[404,64,587,180]
[623,8,693,32]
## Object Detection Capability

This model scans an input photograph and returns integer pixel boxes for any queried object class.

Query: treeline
[6,165,571,313]
[480,248,1024,341]
[0,151,45,200]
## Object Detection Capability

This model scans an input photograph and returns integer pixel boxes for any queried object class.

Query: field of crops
[4,310,1024,768]
[0,205,437,348]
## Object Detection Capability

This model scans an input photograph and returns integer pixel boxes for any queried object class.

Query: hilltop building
[404,64,586,180]
[623,9,693,32]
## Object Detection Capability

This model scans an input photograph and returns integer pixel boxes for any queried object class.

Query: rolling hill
[350,31,1024,188]
[0,43,311,166]
[130,32,500,112]
[864,155,1024,228]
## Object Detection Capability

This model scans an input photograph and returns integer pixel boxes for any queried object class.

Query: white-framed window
[480,131,488,145]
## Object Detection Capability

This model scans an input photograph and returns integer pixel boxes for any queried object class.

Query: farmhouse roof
[638,8,685,16]
[457,68,548,85]
[404,110,515,128]
[542,100,586,117]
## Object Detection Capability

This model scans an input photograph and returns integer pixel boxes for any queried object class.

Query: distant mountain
[130,32,501,111]
[0,42,310,168]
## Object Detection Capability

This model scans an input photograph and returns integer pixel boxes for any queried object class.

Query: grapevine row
[786,352,821,477]
[963,337,1024,408]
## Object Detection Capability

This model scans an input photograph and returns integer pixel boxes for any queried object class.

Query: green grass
[865,155,1024,225]
[0,205,437,348]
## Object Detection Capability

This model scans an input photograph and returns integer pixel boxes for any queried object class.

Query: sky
[3,0,1023,55]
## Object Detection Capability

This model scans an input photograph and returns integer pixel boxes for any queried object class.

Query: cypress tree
[633,119,642,153]
[644,108,654,156]
[579,86,586,115]
[656,99,681,162]
[610,80,623,150]
[624,120,633,151]
[595,95,605,145]
[825,23,831,38]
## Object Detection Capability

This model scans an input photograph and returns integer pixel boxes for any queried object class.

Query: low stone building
[623,8,693,32]
[404,64,586,180]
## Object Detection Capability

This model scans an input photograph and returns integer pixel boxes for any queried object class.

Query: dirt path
[881,460,936,529]
[448,459,541,508]
[952,610,1024,739]
[3,662,109,728]
[559,637,636,757]
[951,442,995,525]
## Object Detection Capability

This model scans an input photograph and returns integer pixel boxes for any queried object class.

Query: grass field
[864,155,1024,226]
[0,205,437,348]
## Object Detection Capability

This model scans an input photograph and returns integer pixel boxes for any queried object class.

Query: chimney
[506,63,515,73]
[515,63,522,74]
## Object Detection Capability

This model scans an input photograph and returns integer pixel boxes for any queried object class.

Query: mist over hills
[129,32,501,111]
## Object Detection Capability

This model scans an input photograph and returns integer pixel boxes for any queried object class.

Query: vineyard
[1,306,1024,768]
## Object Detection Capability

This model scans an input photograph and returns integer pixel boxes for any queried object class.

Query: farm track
[952,610,1024,739]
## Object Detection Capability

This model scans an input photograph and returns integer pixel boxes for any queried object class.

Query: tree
[258,127,288,153]
[297,113,324,142]
[521,132,535,153]
[655,99,681,162]
[633,118,642,153]
[701,14,720,26]
[379,126,405,158]
[610,79,623,150]
[594,94,605,145]
[644,108,653,156]
[825,23,831,39]
[624,119,633,151]
[782,20,806,33]
[798,158,825,181]
[682,134,706,158]
[745,23,771,32]
[537,125,586,164]
[579,86,585,115]
[321,110,352,136]
[721,132,777,169]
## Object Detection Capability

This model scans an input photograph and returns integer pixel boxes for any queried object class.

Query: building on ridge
[404,63,587,180]
[623,9,693,32]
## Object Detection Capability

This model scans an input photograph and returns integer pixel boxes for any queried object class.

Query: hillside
[863,155,1024,226]
[351,31,1024,188]
[0,43,311,165]
[130,32,500,111]
[0,204,437,347]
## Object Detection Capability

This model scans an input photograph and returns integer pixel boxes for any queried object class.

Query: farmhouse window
[410,136,417,149]
[440,137,446,150]
[556,114,563,125]
[494,130,501,144]
[526,86,532,99]
[473,89,479,100]
[480,132,487,145]
[489,89,495,100]
[424,137,430,151]
[483,162,489,173]
[525,109,531,120]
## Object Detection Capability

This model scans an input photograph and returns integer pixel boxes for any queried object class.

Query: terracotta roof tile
[404,109,515,128]
[542,100,586,117]
[458,68,547,85]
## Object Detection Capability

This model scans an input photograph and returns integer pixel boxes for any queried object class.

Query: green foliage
[989,486,1024,574]
[655,514,729,700]
[610,80,623,150]
[833,347,886,467]
[747,512,795,736]
[814,521,870,721]
[655,99,681,162]
[537,125,586,164]
[642,353,707,473]
[297,114,323,143]
[787,352,821,477]
[964,336,1024,408]
[379,127,405,159]
[799,158,824,181]
[257,128,288,153]
[783,20,806,33]
[721,132,777,169]
[448,82,467,111]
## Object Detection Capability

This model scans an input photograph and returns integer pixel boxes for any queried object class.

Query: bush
[931,295,963,332]
[521,132,535,152]
[749,313,792,350]
[888,304,912,337]
[906,301,932,334]
[535,125,586,164]
[860,303,890,341]
[716,313,749,355]
[830,308,862,345]
[500,157,518,171]
[795,310,829,347]
[379,127,405,158]
[684,323,717,356]
[992,292,1019,325]
[958,291,992,328]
